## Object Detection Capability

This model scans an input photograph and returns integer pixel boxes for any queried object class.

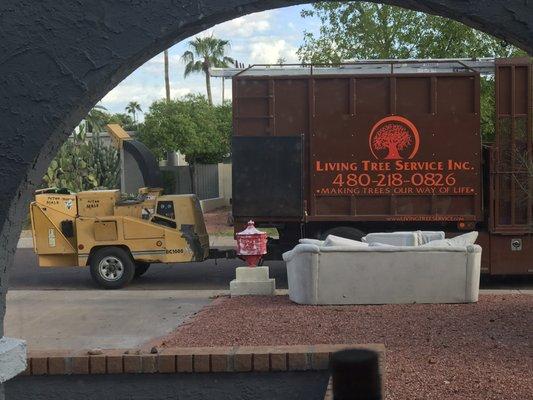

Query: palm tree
[125,101,142,123]
[181,36,234,105]
[85,104,108,133]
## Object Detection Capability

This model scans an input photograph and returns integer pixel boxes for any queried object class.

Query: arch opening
[0,0,531,346]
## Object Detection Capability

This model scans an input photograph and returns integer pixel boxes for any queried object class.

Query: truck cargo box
[232,64,482,223]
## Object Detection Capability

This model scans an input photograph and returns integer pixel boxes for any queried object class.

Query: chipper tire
[90,247,136,289]
[134,262,150,278]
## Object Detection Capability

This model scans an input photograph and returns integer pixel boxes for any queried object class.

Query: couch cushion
[416,231,446,244]
[423,231,479,248]
[323,235,369,248]
[368,242,395,247]
[363,231,445,246]
[299,238,325,246]
[362,232,417,246]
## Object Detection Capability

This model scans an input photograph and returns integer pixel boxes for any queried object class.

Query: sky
[100,5,319,119]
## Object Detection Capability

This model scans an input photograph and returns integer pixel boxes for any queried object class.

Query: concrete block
[193,354,210,372]
[89,355,106,374]
[141,355,157,373]
[270,353,287,371]
[310,351,330,370]
[230,280,276,296]
[48,356,67,375]
[30,357,48,375]
[252,353,269,372]
[235,266,270,281]
[176,354,193,373]
[0,337,27,383]
[230,266,275,296]
[211,352,233,372]
[123,354,142,373]
[234,354,252,372]
[72,356,89,374]
[106,355,123,374]
[157,354,176,373]
[288,352,309,371]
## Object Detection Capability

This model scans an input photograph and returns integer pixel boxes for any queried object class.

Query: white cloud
[101,82,157,105]
[100,81,193,113]
[249,39,298,64]
[143,53,183,74]
[209,11,273,38]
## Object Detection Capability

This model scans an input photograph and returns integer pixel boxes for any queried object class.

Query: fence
[161,164,220,201]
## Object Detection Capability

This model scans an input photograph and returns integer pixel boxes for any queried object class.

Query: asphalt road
[9,248,532,291]
[9,248,289,290]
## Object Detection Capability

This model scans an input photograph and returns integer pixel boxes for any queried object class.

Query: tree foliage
[298,2,526,141]
[138,94,231,164]
[298,2,524,63]
[85,106,135,131]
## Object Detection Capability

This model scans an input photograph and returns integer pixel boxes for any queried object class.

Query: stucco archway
[0,0,531,357]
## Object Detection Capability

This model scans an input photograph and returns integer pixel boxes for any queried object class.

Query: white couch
[283,233,481,305]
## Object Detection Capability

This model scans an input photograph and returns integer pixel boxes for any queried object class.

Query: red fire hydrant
[236,220,267,266]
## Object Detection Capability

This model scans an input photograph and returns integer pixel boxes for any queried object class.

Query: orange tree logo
[369,116,420,160]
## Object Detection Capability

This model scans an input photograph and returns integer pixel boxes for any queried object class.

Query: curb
[21,344,385,377]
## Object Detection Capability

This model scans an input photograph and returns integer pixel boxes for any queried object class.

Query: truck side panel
[487,57,532,275]
[233,73,482,223]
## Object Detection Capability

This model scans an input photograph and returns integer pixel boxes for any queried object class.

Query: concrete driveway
[4,290,221,351]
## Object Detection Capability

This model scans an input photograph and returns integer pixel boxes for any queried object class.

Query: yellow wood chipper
[30,124,236,288]
[30,186,215,288]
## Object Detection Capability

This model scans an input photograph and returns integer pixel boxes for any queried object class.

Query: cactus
[42,124,120,192]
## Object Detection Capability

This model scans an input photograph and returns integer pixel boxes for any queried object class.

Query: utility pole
[221,77,225,103]
[164,49,176,166]
[164,50,171,102]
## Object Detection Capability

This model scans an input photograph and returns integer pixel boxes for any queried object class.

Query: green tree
[298,2,523,63]
[125,101,143,123]
[106,113,135,130]
[138,95,231,193]
[86,107,136,132]
[181,36,234,105]
[139,94,231,162]
[298,2,526,141]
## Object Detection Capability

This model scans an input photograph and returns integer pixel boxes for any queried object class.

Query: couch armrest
[282,243,320,262]
[465,244,482,302]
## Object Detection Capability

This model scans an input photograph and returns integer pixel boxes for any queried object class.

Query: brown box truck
[230,58,532,275]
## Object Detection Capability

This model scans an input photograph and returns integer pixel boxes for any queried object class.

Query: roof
[210,58,496,78]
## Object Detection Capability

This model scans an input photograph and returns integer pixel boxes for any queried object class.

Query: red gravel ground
[203,207,232,235]
[158,294,532,400]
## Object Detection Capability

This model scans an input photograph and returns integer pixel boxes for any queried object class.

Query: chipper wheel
[134,262,150,278]
[89,247,136,289]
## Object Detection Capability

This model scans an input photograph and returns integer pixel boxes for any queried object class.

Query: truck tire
[89,247,136,289]
[321,226,365,241]
[134,262,150,278]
